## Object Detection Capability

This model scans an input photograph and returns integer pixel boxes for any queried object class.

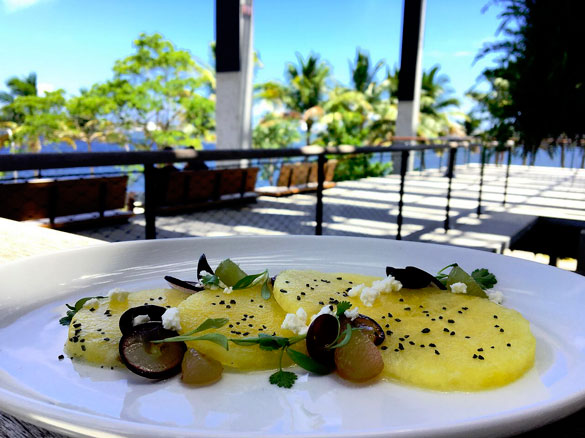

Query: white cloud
[3,0,47,12]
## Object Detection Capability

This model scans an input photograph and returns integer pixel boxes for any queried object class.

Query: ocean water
[1,141,582,195]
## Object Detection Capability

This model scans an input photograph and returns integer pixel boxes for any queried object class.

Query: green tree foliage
[418,66,461,138]
[252,113,301,183]
[106,32,215,150]
[256,53,330,145]
[474,0,585,149]
[1,90,68,152]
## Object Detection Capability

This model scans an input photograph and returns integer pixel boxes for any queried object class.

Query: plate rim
[1,235,585,438]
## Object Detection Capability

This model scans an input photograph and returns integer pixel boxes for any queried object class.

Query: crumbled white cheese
[348,275,402,307]
[223,286,233,294]
[162,307,181,331]
[83,298,100,309]
[309,304,336,324]
[450,282,468,294]
[107,288,129,303]
[371,276,403,294]
[344,306,360,321]
[486,290,504,305]
[199,270,212,277]
[347,283,364,297]
[281,307,309,335]
[132,314,151,326]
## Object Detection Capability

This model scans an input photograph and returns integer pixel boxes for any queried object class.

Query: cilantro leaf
[471,268,497,290]
[336,301,352,317]
[269,370,297,388]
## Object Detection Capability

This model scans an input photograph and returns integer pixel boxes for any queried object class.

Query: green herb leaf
[261,279,272,300]
[154,332,229,350]
[201,274,220,287]
[269,370,297,388]
[233,271,267,290]
[471,268,498,290]
[326,325,355,350]
[336,301,352,317]
[59,296,104,326]
[286,348,332,375]
[180,318,229,336]
[230,333,290,351]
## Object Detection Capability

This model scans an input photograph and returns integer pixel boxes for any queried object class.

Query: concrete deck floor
[75,163,585,270]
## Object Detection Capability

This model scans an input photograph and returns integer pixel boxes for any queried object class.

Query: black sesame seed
[219,300,225,305]
[494,324,500,328]
[81,345,86,351]
[387,312,393,318]
[399,298,404,302]
[296,296,301,301]
[473,354,478,359]
[337,277,342,280]
[465,336,471,339]
[493,315,498,319]
[443,328,450,333]
[398,343,404,350]
[404,307,411,311]
[226,305,231,309]
[301,292,306,296]
[58,354,64,360]
[285,280,290,284]
[381,346,388,350]
[450,331,456,336]
[435,350,440,355]
[477,348,483,352]
[149,298,154,301]
[230,299,236,304]
[507,343,511,347]
[89,308,95,312]
[386,330,393,336]
[478,355,484,360]
[500,328,504,332]
[448,319,455,324]
[395,318,401,322]
[73,323,81,328]
[421,328,430,333]
[429,343,436,347]
[409,341,415,345]
[280,289,287,293]
[104,338,110,341]
[442,307,447,310]
[399,337,405,341]
[420,344,425,348]
[438,316,443,320]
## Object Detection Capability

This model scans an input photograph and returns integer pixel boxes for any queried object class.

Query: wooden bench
[0,175,133,229]
[255,160,337,197]
[154,167,259,214]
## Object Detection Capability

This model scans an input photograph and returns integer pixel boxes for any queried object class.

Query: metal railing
[0,140,552,240]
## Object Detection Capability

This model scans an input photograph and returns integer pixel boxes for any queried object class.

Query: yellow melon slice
[64,289,189,367]
[178,284,299,370]
[274,270,535,391]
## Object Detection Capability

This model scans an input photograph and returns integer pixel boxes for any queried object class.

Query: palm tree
[418,66,461,138]
[0,73,38,123]
[257,53,330,145]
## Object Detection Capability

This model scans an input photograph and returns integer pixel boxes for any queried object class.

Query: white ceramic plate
[1,236,585,438]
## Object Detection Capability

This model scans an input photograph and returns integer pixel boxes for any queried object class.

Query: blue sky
[0,0,501,113]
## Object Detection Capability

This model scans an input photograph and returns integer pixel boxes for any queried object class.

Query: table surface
[0,218,584,438]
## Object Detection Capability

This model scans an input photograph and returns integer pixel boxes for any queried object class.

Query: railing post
[477,145,486,217]
[396,150,409,240]
[502,146,512,206]
[315,153,325,236]
[444,146,457,232]
[143,163,157,240]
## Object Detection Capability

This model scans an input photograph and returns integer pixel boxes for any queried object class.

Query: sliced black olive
[305,314,338,371]
[349,315,385,346]
[386,266,447,290]
[119,305,167,336]
[119,322,186,380]
[197,253,215,279]
[164,275,204,293]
